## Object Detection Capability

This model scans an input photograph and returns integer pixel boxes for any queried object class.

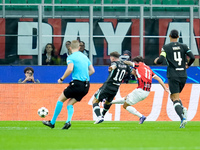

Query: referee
[43,40,95,130]
[154,29,195,128]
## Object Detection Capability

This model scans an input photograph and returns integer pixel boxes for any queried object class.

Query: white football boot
[94,116,104,124]
[183,107,187,120]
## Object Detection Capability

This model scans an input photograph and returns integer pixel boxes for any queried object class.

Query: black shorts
[63,80,90,101]
[94,87,117,103]
[168,77,187,94]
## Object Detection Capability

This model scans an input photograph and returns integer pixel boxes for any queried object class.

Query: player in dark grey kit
[92,51,131,124]
[154,29,195,128]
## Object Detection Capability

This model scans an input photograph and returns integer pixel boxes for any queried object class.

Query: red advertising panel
[0,84,199,121]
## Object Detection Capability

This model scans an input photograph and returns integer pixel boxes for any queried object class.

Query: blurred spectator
[79,41,89,57]
[42,43,60,65]
[61,41,71,65]
[120,50,132,61]
[18,67,40,83]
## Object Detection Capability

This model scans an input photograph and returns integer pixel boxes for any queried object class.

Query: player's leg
[101,93,116,117]
[92,89,102,117]
[62,80,90,129]
[179,78,188,120]
[92,91,104,124]
[177,99,187,119]
[102,100,112,117]
[111,97,126,104]
[169,78,187,128]
[170,93,184,120]
[123,102,142,118]
[62,98,77,129]
[42,92,67,128]
[66,98,77,122]
[124,89,149,124]
[93,97,104,124]
[170,93,187,128]
[171,95,186,120]
[123,102,145,124]
[92,97,101,117]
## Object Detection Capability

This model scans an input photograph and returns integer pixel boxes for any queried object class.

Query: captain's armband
[160,51,166,58]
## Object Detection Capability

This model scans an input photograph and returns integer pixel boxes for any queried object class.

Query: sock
[51,101,63,125]
[93,103,101,117]
[179,99,184,109]
[66,105,74,123]
[173,100,184,120]
[111,98,125,104]
[126,106,143,118]
[102,104,112,117]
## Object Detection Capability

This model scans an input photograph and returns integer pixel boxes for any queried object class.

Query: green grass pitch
[0,121,200,150]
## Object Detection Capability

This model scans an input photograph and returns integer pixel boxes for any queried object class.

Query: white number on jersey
[113,69,126,82]
[174,51,182,66]
[144,67,151,79]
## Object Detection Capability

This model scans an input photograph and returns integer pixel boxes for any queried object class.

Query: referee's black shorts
[63,80,90,101]
[168,77,187,94]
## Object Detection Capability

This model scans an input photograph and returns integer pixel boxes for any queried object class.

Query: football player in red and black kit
[112,56,169,124]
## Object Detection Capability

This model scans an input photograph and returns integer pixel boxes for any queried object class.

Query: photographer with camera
[18,67,40,83]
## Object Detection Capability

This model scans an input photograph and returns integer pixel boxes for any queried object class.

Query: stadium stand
[179,0,195,11]
[79,0,94,4]
[94,0,102,10]
[9,0,28,10]
[0,0,2,10]
[59,0,80,11]
[179,0,195,5]
[162,0,180,11]
[27,0,42,10]
[27,0,42,3]
[95,0,101,4]
[128,0,147,11]
[151,0,165,11]
[54,0,63,11]
[162,0,178,5]
[112,0,126,3]
[1,0,199,12]
[102,0,113,11]
[112,0,126,11]
[78,0,94,10]
[129,0,145,4]
[44,0,52,11]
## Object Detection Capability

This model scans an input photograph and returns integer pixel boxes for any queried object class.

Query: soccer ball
[38,107,49,118]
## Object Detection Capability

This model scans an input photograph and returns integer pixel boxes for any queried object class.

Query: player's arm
[154,48,166,65]
[123,66,132,83]
[153,75,169,93]
[89,64,95,76]
[58,63,74,83]
[186,51,195,69]
[131,68,136,76]
[108,64,117,72]
[126,66,131,78]
[124,61,135,67]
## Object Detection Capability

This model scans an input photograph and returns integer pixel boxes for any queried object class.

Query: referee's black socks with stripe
[173,100,184,120]
[93,103,101,117]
